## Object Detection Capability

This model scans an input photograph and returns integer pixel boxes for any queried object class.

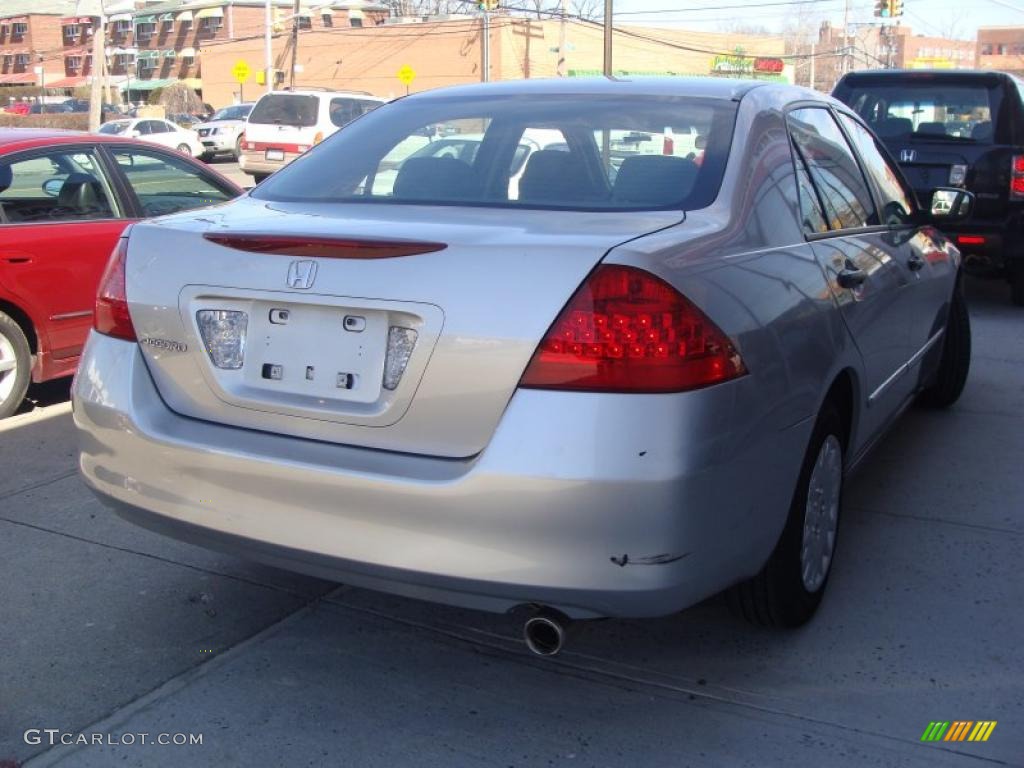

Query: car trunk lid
[125,196,684,457]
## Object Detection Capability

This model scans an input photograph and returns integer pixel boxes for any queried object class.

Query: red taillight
[94,233,136,341]
[1013,155,1024,200]
[519,265,746,393]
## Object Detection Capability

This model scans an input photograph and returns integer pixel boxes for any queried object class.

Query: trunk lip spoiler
[202,232,448,259]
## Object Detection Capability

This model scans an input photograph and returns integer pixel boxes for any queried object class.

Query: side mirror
[42,178,63,197]
[929,187,974,223]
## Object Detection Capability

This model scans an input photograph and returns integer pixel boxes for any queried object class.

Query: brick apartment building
[977,26,1024,76]
[0,1,72,89]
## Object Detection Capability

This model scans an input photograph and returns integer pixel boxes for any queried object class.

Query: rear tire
[232,136,243,162]
[728,404,844,627]
[0,311,31,419]
[176,143,192,157]
[918,284,971,408]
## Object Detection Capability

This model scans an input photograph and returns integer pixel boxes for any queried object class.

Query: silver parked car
[74,79,972,655]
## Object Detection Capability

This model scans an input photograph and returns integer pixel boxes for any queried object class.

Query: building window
[114,19,132,33]
[64,24,81,38]
[12,22,28,36]
[350,16,363,27]
[15,53,30,66]
[135,22,155,39]
[322,12,333,27]
[200,17,222,33]
[180,19,193,32]
[297,15,312,29]
[67,56,82,70]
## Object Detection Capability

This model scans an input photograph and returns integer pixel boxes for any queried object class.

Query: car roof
[260,89,385,100]
[838,69,1013,84]
[406,76,771,103]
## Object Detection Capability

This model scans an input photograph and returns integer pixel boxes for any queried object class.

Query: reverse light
[94,233,137,341]
[519,265,746,393]
[1012,155,1024,200]
[197,310,248,369]
[383,326,417,390]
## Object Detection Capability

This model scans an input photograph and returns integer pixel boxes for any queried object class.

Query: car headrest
[0,163,11,194]
[916,121,947,136]
[393,156,479,200]
[971,121,993,140]
[875,117,912,138]
[613,155,699,206]
[57,172,100,211]
[518,149,604,203]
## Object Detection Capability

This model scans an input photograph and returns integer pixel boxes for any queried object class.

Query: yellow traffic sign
[397,65,416,86]
[232,60,251,84]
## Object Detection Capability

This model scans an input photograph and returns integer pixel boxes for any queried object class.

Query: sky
[610,0,1021,40]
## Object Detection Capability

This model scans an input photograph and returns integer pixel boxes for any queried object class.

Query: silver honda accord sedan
[74,78,972,651]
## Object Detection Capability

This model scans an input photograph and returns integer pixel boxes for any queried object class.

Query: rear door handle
[836,264,867,289]
[908,254,925,271]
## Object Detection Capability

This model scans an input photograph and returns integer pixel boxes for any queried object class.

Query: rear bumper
[73,332,811,619]
[238,148,299,175]
[941,208,1024,265]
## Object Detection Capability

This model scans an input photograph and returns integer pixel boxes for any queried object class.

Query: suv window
[254,95,738,211]
[788,107,876,231]
[328,98,363,128]
[837,113,916,227]
[838,81,1002,144]
[249,94,318,127]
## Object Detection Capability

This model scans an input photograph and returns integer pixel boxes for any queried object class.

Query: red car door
[0,146,130,379]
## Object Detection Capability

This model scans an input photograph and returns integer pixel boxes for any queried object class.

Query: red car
[3,103,31,116]
[0,129,242,417]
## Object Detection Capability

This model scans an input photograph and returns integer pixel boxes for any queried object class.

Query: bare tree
[570,0,600,22]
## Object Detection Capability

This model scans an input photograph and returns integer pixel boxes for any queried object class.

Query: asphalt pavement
[0,277,1021,768]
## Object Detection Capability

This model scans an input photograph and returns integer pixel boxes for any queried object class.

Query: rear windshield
[838,81,1002,144]
[252,94,737,211]
[248,94,318,128]
[98,121,130,134]
[211,104,252,121]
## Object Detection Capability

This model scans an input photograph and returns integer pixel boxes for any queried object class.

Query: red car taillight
[519,264,746,393]
[94,233,136,341]
[1012,155,1024,200]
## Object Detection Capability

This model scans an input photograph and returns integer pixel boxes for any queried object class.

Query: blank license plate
[265,149,285,161]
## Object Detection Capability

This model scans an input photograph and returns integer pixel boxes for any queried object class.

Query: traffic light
[889,0,904,16]
[477,0,498,9]
[874,0,890,17]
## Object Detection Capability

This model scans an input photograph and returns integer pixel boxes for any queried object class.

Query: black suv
[834,69,1024,305]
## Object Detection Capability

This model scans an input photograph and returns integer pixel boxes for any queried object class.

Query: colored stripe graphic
[922,721,996,742]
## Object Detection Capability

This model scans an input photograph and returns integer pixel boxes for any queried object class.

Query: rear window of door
[249,94,318,127]
[110,147,235,217]
[836,113,917,227]
[787,107,877,231]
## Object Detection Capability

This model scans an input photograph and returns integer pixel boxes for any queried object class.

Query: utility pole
[809,41,816,90]
[842,0,850,75]
[556,0,567,76]
[602,0,612,76]
[289,0,299,87]
[482,7,490,82]
[264,0,274,93]
[88,13,104,130]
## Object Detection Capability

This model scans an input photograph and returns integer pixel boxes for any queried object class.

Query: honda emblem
[900,149,917,163]
[286,260,317,289]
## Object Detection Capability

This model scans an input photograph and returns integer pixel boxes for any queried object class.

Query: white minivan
[239,88,386,181]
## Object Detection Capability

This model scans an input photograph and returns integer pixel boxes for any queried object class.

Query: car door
[787,106,918,439]
[0,146,128,369]
[835,111,955,364]
[105,144,237,218]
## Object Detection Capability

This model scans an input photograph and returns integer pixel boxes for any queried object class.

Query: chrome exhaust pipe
[523,609,570,657]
